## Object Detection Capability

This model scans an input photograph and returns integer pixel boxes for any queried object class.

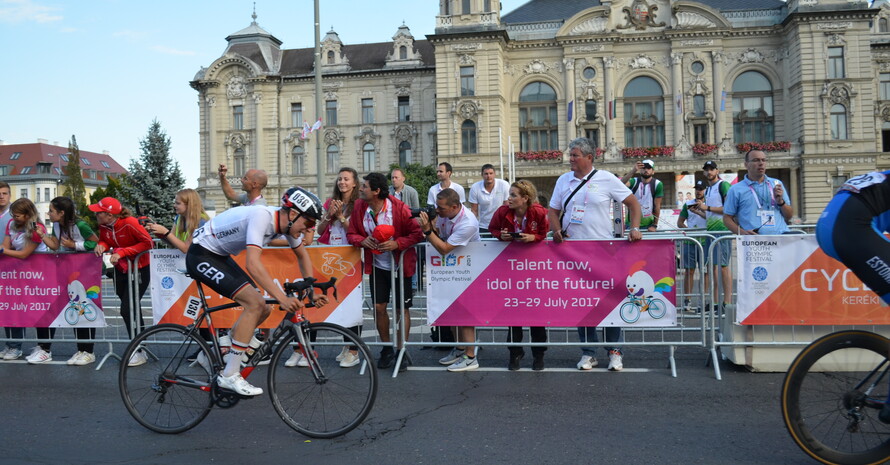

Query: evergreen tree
[62,135,89,219]
[125,119,185,225]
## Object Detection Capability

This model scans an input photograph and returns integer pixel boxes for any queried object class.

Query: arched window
[326,144,339,173]
[519,81,558,151]
[461,120,477,154]
[399,141,412,165]
[399,46,407,60]
[830,104,848,140]
[363,143,376,171]
[623,76,665,147]
[880,18,889,32]
[732,71,774,143]
[292,146,304,175]
[327,50,335,64]
[233,148,245,177]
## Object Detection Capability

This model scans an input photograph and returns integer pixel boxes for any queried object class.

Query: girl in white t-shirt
[0,198,48,361]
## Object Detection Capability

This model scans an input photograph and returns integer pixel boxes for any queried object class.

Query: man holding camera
[677,180,707,311]
[347,173,424,370]
[419,188,481,372]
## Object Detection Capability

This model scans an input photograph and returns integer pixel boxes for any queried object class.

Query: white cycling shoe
[217,372,263,396]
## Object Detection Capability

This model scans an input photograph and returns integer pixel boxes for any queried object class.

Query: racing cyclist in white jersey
[185,187,327,396]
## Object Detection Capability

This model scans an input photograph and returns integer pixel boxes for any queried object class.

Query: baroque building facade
[192,0,890,222]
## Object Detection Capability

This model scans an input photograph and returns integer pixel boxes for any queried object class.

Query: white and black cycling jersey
[191,206,302,256]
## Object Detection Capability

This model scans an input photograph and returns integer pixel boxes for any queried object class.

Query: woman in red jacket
[90,197,153,365]
[488,180,550,371]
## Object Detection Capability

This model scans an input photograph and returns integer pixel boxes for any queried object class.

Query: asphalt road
[1,340,813,465]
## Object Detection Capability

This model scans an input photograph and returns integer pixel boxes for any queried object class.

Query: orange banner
[736,236,887,325]
[150,246,363,328]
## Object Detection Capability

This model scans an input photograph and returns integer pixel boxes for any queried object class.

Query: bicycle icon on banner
[619,294,667,323]
[64,300,99,325]
[321,252,356,277]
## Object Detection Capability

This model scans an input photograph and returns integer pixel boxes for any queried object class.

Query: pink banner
[427,240,677,327]
[0,253,105,328]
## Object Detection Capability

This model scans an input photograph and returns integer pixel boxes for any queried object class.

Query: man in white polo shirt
[427,162,466,206]
[418,188,481,372]
[469,163,510,237]
[548,137,642,372]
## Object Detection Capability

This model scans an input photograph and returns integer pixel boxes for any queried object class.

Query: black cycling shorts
[185,243,256,299]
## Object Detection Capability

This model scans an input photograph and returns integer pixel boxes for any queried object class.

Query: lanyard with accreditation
[559,169,597,237]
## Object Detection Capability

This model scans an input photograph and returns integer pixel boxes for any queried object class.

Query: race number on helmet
[281,187,323,220]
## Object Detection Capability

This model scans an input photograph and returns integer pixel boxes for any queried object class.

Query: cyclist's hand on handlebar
[278,295,305,313]
[313,295,330,307]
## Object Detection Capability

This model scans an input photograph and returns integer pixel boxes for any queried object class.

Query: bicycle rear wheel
[268,322,378,438]
[781,330,890,465]
[119,324,215,434]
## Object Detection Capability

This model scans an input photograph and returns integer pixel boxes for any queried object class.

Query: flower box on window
[621,145,675,158]
[514,150,563,161]
[692,143,718,156]
[736,141,791,154]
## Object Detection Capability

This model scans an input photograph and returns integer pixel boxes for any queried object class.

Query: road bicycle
[619,294,666,323]
[118,276,377,438]
[781,330,890,465]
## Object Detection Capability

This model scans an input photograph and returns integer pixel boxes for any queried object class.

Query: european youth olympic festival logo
[752,266,768,282]
[430,252,471,267]
[161,276,175,289]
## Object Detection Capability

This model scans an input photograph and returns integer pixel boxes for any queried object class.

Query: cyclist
[184,187,328,396]
[816,170,890,418]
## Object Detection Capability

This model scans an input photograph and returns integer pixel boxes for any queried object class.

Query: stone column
[564,58,576,142]
[603,56,616,146]
[712,50,726,142]
[671,52,685,145]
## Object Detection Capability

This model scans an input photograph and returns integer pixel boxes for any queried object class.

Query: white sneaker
[339,350,360,368]
[438,348,465,366]
[217,372,263,396]
[194,351,211,373]
[68,351,96,366]
[576,355,598,370]
[128,349,148,367]
[3,348,23,360]
[335,346,350,362]
[285,351,309,367]
[0,347,9,359]
[26,348,52,364]
[446,355,479,372]
[608,350,624,371]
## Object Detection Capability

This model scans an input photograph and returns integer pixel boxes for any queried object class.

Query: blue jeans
[578,326,622,356]
[4,327,24,350]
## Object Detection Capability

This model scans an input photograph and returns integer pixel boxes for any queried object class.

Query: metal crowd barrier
[0,251,143,370]
[382,235,715,378]
[2,235,726,377]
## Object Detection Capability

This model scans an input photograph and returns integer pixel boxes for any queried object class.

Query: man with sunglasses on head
[185,187,328,396]
[723,149,793,235]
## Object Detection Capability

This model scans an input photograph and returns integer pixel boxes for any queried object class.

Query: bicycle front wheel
[119,324,215,434]
[268,322,378,438]
[781,330,890,465]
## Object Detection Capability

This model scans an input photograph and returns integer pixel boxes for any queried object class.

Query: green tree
[62,135,89,219]
[391,162,437,204]
[124,119,184,225]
